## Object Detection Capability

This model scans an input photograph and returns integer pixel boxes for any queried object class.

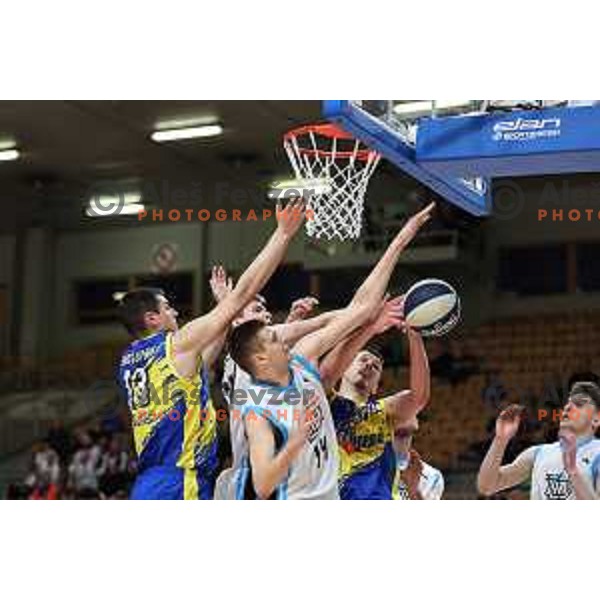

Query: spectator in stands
[29,482,59,500]
[68,432,101,494]
[24,442,61,500]
[7,414,136,500]
[26,442,61,486]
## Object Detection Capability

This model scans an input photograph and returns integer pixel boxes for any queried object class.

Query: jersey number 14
[313,435,329,469]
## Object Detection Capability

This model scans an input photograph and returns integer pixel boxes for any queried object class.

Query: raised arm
[477,405,535,496]
[173,199,305,359]
[292,302,374,367]
[350,203,434,308]
[293,205,433,370]
[319,297,404,390]
[201,265,233,368]
[383,327,430,418]
[273,309,342,347]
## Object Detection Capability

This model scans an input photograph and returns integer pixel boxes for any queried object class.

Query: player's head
[229,319,289,380]
[560,381,600,436]
[341,347,384,397]
[235,294,272,326]
[390,390,420,455]
[118,288,179,337]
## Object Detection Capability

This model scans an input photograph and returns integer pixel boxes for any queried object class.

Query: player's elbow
[350,294,378,312]
[318,367,336,391]
[413,390,429,412]
[476,475,496,497]
[252,476,276,500]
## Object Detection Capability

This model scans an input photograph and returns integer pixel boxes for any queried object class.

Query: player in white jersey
[223,302,375,498]
[226,340,341,499]
[478,381,600,500]
[391,450,444,500]
[389,435,444,500]
[219,293,332,474]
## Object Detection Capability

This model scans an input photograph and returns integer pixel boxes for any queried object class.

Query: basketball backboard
[323,100,600,217]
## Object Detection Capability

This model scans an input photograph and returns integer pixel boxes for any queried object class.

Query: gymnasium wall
[485,180,600,318]
[489,178,600,245]
[47,219,305,354]
[0,234,15,357]
[50,223,204,354]
[0,235,14,286]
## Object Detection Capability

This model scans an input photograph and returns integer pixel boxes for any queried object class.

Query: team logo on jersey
[334,399,386,453]
[543,472,573,500]
[305,394,324,444]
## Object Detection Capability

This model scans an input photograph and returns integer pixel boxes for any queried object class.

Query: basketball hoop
[283,123,380,241]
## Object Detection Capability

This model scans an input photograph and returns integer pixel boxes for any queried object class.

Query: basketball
[403,279,461,337]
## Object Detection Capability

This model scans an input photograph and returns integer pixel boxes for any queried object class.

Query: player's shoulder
[585,437,600,450]
[120,331,166,366]
[329,392,355,421]
[290,353,321,382]
[528,442,558,462]
[582,437,600,458]
[420,461,444,499]
[421,461,444,483]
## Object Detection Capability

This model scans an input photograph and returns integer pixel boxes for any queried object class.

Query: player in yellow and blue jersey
[322,299,440,499]
[116,199,306,499]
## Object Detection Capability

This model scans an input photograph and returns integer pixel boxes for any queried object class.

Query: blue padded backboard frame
[416,104,600,178]
[324,101,600,218]
[323,100,491,216]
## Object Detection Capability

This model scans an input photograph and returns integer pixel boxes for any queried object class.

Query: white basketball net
[283,124,380,241]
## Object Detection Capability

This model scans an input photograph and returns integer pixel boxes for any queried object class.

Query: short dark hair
[228,319,267,375]
[118,288,165,337]
[570,381,600,409]
[363,344,384,364]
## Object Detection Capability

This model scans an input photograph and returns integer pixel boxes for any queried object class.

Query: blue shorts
[130,466,213,500]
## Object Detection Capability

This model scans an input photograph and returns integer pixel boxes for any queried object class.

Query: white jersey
[218,353,339,500]
[530,437,600,500]
[393,455,444,500]
[221,354,252,471]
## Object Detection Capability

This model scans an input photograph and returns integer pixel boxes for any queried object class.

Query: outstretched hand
[403,449,424,500]
[495,404,525,442]
[399,202,435,242]
[286,296,319,323]
[209,265,233,304]
[276,197,307,238]
[370,295,405,335]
